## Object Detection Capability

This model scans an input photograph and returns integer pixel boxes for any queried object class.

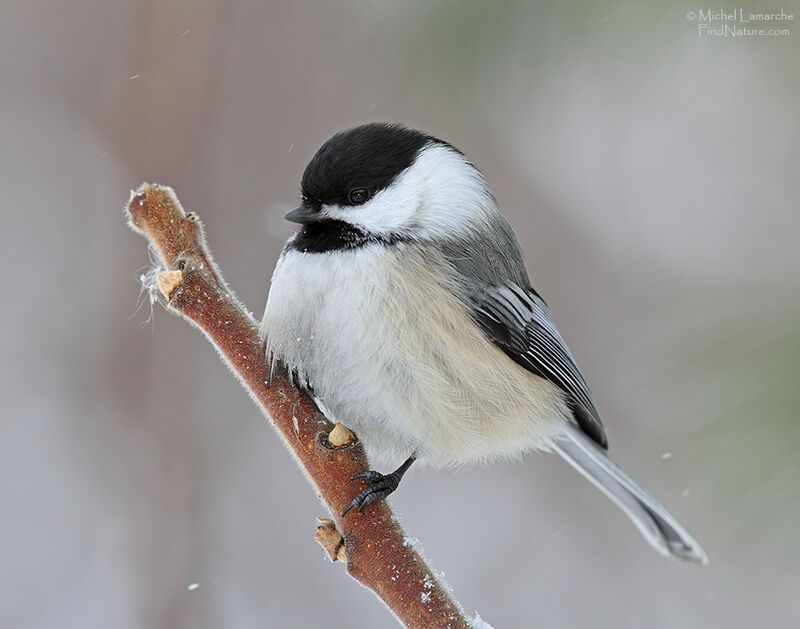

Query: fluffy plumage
[261,123,707,563]
[264,242,568,468]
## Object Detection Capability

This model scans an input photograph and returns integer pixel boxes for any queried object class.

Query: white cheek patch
[323,183,420,235]
[323,143,497,239]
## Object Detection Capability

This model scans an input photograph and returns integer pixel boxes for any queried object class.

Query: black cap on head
[300,123,440,208]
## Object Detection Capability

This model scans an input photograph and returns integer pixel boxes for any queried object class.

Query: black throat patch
[288,219,405,253]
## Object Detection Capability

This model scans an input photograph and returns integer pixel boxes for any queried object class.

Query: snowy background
[2,1,799,627]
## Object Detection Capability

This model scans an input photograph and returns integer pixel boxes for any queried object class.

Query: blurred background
[2,1,798,627]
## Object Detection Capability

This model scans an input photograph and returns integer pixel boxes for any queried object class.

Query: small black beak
[284,205,319,224]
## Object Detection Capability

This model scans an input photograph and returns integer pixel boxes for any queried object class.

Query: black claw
[342,471,398,516]
[341,456,416,517]
[341,502,357,517]
[266,361,288,389]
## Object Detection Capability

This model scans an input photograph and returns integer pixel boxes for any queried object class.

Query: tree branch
[126,183,476,629]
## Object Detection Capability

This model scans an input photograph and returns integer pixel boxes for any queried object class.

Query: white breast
[261,243,569,468]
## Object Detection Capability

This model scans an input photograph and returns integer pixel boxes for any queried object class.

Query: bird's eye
[348,188,370,205]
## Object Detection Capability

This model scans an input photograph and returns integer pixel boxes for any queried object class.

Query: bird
[261,122,707,564]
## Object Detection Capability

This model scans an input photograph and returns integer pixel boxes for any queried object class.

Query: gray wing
[439,216,608,448]
[465,282,607,448]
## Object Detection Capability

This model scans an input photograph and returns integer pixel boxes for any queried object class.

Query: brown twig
[126,183,475,629]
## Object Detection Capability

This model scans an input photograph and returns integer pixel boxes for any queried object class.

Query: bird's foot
[341,456,415,516]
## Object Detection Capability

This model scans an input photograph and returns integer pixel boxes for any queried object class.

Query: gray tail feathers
[553,426,708,564]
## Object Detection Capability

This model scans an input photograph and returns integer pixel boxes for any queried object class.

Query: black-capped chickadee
[262,123,707,564]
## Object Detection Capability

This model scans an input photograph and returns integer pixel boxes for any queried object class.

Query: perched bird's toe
[342,470,400,516]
